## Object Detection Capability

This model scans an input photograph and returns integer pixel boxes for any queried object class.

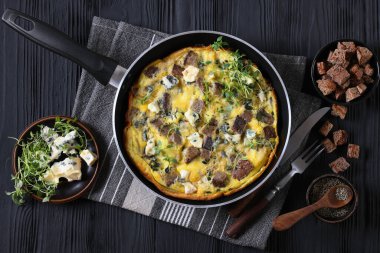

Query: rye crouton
[363,75,374,84]
[350,64,364,80]
[320,120,334,136]
[327,65,351,86]
[337,41,357,53]
[317,79,336,95]
[346,87,361,102]
[331,104,348,119]
[327,49,350,68]
[364,64,374,76]
[321,74,331,80]
[329,157,350,173]
[357,83,367,94]
[357,46,373,65]
[317,62,328,75]
[333,130,348,146]
[335,87,345,100]
[347,144,360,159]
[322,138,337,153]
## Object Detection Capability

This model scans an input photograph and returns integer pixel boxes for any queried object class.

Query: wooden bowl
[311,39,379,106]
[12,115,100,204]
[306,174,358,223]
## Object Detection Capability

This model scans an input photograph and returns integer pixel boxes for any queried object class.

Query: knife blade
[227,107,330,219]
[279,107,330,164]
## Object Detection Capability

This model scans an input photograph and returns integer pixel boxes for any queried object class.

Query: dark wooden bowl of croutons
[311,39,379,105]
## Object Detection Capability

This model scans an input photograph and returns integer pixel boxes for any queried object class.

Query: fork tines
[300,140,325,164]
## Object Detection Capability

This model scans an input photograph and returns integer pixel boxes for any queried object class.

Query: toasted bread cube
[337,41,356,53]
[322,138,337,153]
[327,49,349,68]
[317,62,328,75]
[357,46,373,65]
[327,65,350,86]
[363,75,374,84]
[329,157,350,173]
[335,87,345,100]
[347,144,360,159]
[346,87,361,102]
[320,120,334,136]
[333,130,348,146]
[357,83,367,94]
[364,64,374,76]
[317,79,336,95]
[350,64,364,80]
[331,104,348,119]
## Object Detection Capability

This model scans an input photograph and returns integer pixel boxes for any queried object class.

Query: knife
[226,107,330,222]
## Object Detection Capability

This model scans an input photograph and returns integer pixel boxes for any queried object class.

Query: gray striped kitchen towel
[72,16,321,249]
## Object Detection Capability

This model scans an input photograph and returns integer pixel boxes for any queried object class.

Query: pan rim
[112,30,292,208]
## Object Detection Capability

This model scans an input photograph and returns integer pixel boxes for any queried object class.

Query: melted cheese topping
[124,46,279,200]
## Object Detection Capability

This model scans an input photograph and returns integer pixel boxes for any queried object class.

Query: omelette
[124,40,279,200]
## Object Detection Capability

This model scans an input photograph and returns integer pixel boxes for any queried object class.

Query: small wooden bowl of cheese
[12,116,100,204]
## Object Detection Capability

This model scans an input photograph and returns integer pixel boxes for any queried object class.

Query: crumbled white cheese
[182,65,199,83]
[147,101,160,113]
[183,182,197,194]
[180,170,190,180]
[245,129,256,140]
[187,132,203,148]
[184,109,199,126]
[41,126,51,136]
[43,157,82,184]
[201,176,210,184]
[258,90,266,102]
[145,138,156,156]
[80,149,98,166]
[43,170,59,184]
[224,133,241,144]
[242,75,254,85]
[232,134,242,144]
[41,126,58,144]
[225,146,235,157]
[52,130,78,154]
[65,131,77,141]
[244,129,257,145]
[50,145,62,161]
[53,136,66,147]
[161,75,178,89]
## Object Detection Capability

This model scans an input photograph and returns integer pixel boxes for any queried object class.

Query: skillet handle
[2,8,118,86]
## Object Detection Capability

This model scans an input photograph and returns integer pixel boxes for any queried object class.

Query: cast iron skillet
[2,8,291,207]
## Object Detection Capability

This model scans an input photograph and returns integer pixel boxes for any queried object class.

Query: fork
[225,140,325,238]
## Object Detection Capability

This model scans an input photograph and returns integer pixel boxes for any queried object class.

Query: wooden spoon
[273,185,353,231]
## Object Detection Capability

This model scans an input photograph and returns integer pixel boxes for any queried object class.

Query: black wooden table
[1,1,379,252]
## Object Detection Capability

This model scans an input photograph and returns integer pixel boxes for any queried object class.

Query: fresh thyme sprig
[211,36,229,51]
[211,37,265,104]
[221,50,263,103]
[245,137,276,150]
[139,85,154,104]
[7,130,56,204]
[163,156,178,166]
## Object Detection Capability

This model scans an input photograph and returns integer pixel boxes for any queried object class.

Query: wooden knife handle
[272,203,320,231]
[225,197,270,238]
[227,192,257,218]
